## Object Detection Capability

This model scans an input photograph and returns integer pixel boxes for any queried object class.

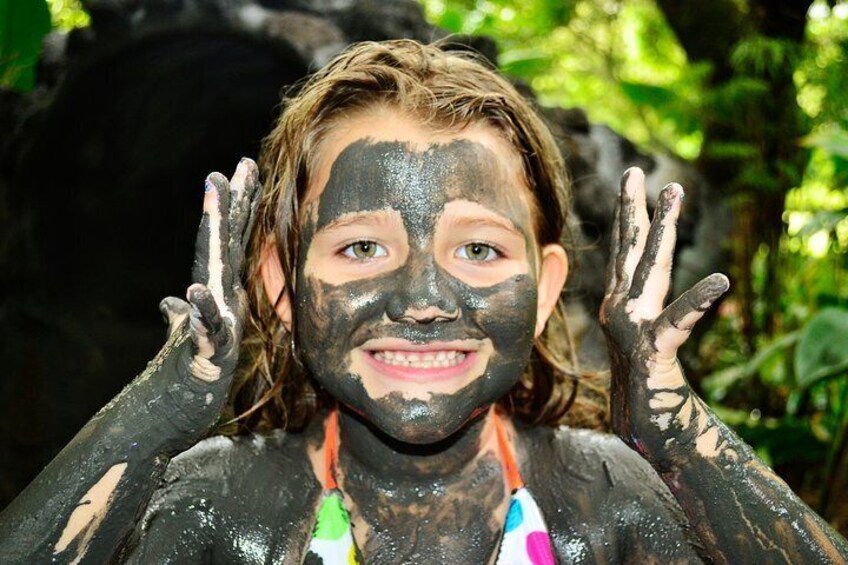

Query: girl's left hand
[599,167,730,468]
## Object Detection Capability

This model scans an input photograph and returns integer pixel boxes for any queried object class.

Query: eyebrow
[442,214,524,237]
[318,210,398,233]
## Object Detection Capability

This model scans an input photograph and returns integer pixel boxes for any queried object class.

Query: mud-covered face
[295,116,539,444]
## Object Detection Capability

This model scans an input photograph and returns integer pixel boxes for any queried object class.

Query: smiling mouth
[360,339,482,382]
[371,350,467,368]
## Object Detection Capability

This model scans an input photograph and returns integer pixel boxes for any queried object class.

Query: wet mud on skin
[138,421,709,563]
[121,429,324,564]
[337,410,507,564]
[601,168,848,563]
[122,414,709,564]
[295,139,538,445]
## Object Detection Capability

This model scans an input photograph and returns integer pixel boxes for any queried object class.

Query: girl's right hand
[156,158,260,436]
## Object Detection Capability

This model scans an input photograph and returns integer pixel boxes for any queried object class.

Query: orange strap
[323,408,524,492]
[323,408,339,490]
[493,412,525,491]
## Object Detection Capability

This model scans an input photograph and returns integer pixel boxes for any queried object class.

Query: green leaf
[499,49,551,78]
[0,0,51,91]
[618,81,675,107]
[794,308,848,392]
[710,406,827,467]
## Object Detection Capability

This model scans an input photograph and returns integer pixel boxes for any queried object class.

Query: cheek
[464,274,538,366]
[294,273,386,368]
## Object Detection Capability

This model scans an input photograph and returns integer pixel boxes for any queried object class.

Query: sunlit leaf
[801,128,848,159]
[796,209,848,237]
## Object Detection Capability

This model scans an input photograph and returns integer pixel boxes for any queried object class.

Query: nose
[386,257,459,324]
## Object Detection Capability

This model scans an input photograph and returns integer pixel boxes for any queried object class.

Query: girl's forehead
[304,109,530,212]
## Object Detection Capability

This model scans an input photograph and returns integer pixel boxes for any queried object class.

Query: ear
[535,244,569,338]
[259,239,293,332]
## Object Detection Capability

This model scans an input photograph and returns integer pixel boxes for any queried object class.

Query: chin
[325,370,518,446]
[360,395,484,445]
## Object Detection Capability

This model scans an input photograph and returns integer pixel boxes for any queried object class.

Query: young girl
[1,39,846,564]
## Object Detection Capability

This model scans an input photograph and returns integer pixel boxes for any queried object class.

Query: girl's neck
[336,405,501,486]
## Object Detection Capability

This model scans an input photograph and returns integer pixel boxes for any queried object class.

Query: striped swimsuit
[304,410,557,564]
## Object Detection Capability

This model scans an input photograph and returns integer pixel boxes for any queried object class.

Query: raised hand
[182,159,258,382]
[600,167,729,467]
[152,158,260,438]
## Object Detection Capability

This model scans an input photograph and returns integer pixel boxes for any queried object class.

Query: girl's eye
[342,241,387,260]
[456,242,499,262]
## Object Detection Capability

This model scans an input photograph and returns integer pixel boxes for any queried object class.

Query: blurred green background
[3,0,848,533]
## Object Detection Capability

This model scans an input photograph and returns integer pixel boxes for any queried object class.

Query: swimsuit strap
[493,411,525,492]
[323,408,340,490]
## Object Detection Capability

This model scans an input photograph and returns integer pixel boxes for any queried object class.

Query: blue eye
[342,241,387,259]
[456,243,499,262]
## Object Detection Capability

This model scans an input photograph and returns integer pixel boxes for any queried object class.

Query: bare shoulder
[126,430,322,563]
[517,425,704,563]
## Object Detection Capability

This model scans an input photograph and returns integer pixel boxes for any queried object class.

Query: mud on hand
[155,158,261,438]
[599,167,729,468]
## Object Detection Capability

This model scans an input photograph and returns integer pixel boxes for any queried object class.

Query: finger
[186,284,227,382]
[614,167,650,294]
[228,158,260,277]
[243,166,262,255]
[159,296,190,338]
[654,273,730,355]
[193,173,235,323]
[628,183,683,315]
[186,283,229,354]
[604,204,621,298]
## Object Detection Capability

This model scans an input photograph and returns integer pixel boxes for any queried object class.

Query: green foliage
[731,36,798,77]
[0,0,52,91]
[423,0,706,158]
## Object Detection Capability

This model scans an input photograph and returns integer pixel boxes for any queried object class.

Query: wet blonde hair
[225,39,607,434]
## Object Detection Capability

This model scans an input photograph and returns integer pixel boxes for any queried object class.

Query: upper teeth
[372,350,467,368]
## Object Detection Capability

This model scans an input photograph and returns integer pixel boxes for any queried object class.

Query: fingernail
[665,183,684,201]
[621,168,632,190]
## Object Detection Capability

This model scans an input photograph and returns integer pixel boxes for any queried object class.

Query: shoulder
[162,429,317,487]
[521,425,672,497]
[518,425,702,562]
[156,429,321,513]
[129,430,321,563]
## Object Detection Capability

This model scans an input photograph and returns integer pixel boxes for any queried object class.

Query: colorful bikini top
[305,410,556,564]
